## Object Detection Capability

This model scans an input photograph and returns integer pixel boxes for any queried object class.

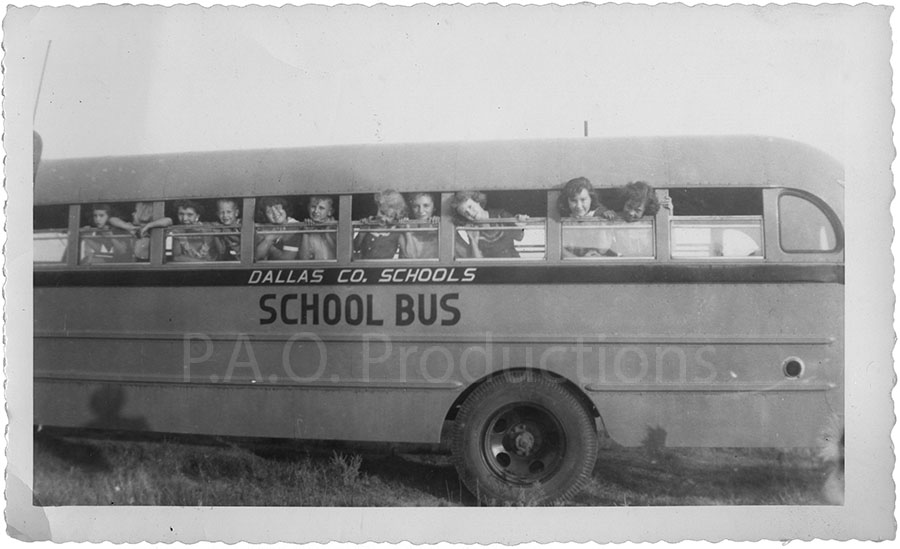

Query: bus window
[34,205,69,264]
[210,197,242,261]
[562,218,655,259]
[352,191,439,261]
[163,199,239,263]
[779,193,838,252]
[671,217,763,258]
[78,202,134,264]
[669,188,764,259]
[450,190,546,260]
[255,195,338,262]
[82,201,173,263]
[560,182,658,260]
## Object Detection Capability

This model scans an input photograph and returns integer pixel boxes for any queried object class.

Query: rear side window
[779,194,838,252]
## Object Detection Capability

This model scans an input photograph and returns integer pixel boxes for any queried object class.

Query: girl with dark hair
[607,181,660,257]
[558,177,616,258]
[557,177,615,219]
[617,181,660,222]
[255,196,302,261]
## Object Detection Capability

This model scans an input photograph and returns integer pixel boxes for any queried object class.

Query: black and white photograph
[3,1,895,543]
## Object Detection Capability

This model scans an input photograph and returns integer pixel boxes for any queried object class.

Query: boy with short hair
[212,198,242,261]
[81,203,129,264]
[300,195,337,260]
[171,200,218,262]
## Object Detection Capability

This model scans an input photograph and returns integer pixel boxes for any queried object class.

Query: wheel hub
[483,404,564,484]
[511,424,537,456]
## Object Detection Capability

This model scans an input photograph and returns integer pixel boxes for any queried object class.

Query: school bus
[33,136,844,504]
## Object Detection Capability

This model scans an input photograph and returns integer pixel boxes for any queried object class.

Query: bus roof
[35,135,844,216]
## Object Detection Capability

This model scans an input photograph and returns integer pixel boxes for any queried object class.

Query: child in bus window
[108,201,173,262]
[616,181,660,222]
[399,192,439,259]
[81,203,129,264]
[558,177,617,258]
[212,198,241,261]
[255,196,302,261]
[171,200,218,262]
[354,190,407,260]
[607,181,660,257]
[299,195,337,261]
[557,177,615,220]
[450,191,529,258]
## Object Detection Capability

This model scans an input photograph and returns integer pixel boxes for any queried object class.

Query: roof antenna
[584,120,588,137]
[33,40,52,124]
[33,41,51,179]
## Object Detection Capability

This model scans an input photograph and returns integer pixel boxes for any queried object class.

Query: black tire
[450,370,598,505]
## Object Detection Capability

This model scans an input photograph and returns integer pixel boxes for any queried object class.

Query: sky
[11,4,886,163]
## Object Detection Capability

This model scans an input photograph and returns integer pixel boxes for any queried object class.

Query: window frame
[669,215,765,261]
[452,216,549,262]
[777,190,843,254]
[33,204,76,267]
[251,194,340,265]
[559,217,657,261]
[351,221,442,263]
[33,186,846,270]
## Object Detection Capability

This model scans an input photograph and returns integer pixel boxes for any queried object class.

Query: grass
[33,428,835,506]
[33,429,459,506]
[572,446,834,506]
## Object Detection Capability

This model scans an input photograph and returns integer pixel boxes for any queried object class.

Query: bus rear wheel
[450,371,598,505]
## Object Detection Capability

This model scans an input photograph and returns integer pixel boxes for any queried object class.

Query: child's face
[456,198,488,222]
[265,203,288,224]
[178,207,200,225]
[308,199,333,223]
[377,201,404,222]
[217,201,239,225]
[567,189,592,218]
[92,209,110,228]
[622,199,646,222]
[411,195,435,220]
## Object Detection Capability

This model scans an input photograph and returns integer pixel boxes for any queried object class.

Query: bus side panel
[34,278,841,448]
[591,391,835,448]
[34,379,458,443]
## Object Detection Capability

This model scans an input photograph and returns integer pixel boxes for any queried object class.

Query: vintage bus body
[33,136,843,503]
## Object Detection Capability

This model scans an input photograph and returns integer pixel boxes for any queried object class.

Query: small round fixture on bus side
[783,357,804,378]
